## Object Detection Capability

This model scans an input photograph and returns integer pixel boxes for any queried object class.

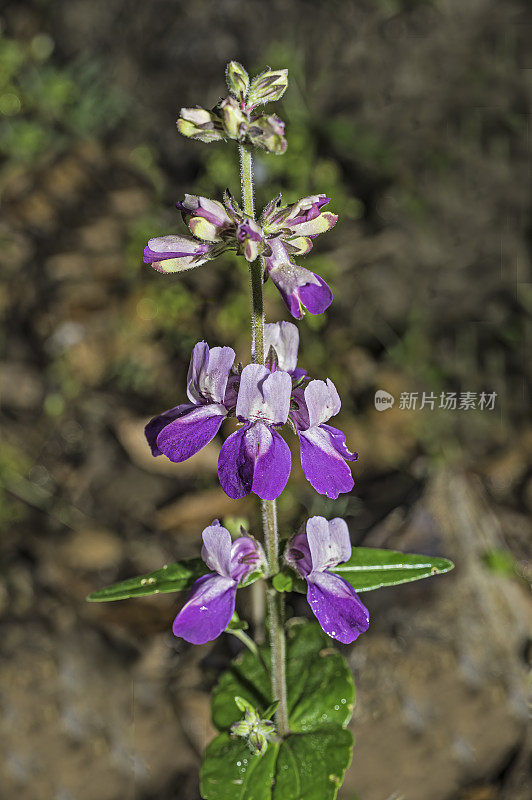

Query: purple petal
[176,195,233,229]
[306,571,369,644]
[218,426,253,499]
[145,403,195,456]
[201,522,232,577]
[236,219,263,244]
[187,342,235,405]
[143,235,211,262]
[223,373,240,411]
[236,364,291,425]
[289,385,311,431]
[218,422,291,500]
[264,239,332,319]
[289,195,330,224]
[250,426,291,501]
[285,532,313,578]
[320,424,358,461]
[304,379,341,428]
[172,574,237,644]
[264,321,299,373]
[156,404,227,463]
[306,516,351,572]
[230,537,267,583]
[299,426,354,499]
[291,367,307,382]
[298,275,333,315]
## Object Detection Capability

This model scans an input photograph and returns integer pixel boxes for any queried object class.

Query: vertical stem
[263,499,289,736]
[239,143,264,364]
[239,142,290,737]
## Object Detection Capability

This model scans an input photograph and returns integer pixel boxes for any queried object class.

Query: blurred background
[0,1,530,798]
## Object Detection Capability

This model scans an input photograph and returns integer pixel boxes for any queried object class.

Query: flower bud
[236,218,264,262]
[230,697,277,756]
[249,731,269,756]
[247,114,287,155]
[248,69,288,107]
[230,719,253,738]
[177,194,234,241]
[220,96,248,140]
[176,107,224,143]
[226,61,250,102]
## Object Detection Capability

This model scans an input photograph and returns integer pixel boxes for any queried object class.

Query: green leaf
[272,571,293,593]
[200,734,277,800]
[227,613,249,631]
[212,621,354,734]
[200,727,353,800]
[331,547,454,592]
[86,558,209,602]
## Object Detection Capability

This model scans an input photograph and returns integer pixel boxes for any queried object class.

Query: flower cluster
[177,62,288,155]
[145,322,357,501]
[143,191,336,319]
[143,61,371,661]
[172,516,368,647]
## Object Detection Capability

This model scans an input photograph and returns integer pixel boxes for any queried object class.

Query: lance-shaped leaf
[86,558,209,602]
[330,547,454,593]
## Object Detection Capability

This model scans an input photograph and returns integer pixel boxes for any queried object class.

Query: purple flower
[143,235,216,274]
[176,194,234,241]
[218,364,292,501]
[145,341,236,463]
[143,192,265,275]
[173,521,266,644]
[143,191,337,321]
[290,378,357,499]
[236,218,264,262]
[261,194,337,319]
[285,516,369,644]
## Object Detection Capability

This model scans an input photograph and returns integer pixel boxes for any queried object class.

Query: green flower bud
[230,697,278,756]
[176,107,224,143]
[249,731,268,756]
[247,114,287,155]
[248,68,288,107]
[219,96,248,140]
[230,719,253,738]
[226,61,250,101]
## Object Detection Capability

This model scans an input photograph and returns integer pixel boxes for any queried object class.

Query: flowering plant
[89,61,453,799]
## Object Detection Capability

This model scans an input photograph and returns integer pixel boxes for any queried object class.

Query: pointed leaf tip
[86,558,209,602]
[331,547,454,593]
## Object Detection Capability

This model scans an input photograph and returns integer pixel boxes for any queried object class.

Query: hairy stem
[239,143,264,364]
[239,142,290,737]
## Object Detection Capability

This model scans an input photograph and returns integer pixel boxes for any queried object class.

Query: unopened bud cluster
[230,697,278,755]
[177,61,288,154]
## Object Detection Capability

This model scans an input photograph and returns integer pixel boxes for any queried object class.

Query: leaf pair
[202,622,354,800]
[87,547,454,602]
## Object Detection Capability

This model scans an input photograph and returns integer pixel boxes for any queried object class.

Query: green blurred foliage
[0,31,126,169]
[0,443,31,527]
